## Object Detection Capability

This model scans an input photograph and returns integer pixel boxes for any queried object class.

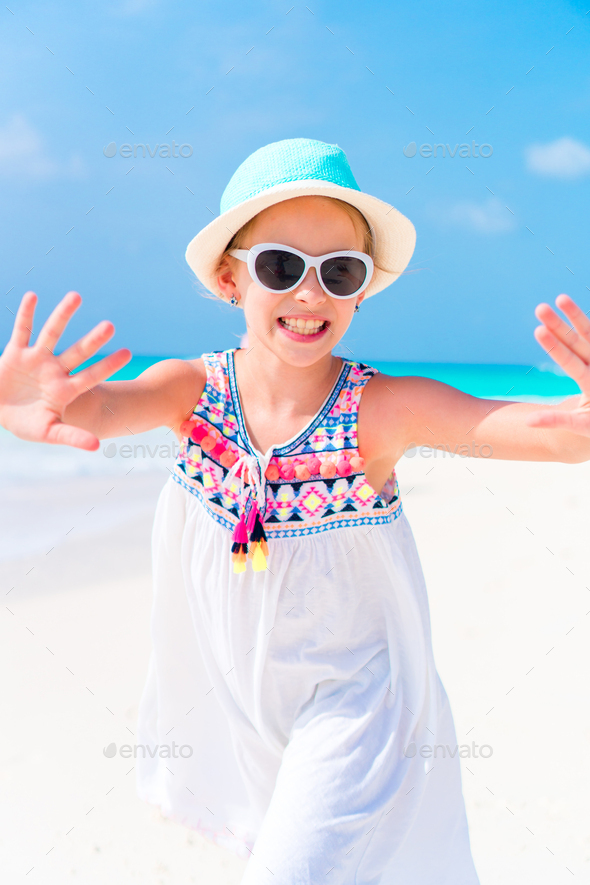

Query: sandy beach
[1,425,589,883]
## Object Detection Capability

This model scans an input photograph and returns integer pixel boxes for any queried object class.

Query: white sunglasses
[229,242,374,299]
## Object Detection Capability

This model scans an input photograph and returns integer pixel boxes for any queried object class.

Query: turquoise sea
[77,355,580,402]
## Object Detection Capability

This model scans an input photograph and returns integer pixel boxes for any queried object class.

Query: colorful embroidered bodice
[173,349,402,571]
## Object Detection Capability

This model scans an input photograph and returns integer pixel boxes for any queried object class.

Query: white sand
[1,427,589,883]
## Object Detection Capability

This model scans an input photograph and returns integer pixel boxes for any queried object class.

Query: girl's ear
[216,257,241,304]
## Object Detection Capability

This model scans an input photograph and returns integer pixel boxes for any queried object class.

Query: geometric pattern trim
[173,349,403,538]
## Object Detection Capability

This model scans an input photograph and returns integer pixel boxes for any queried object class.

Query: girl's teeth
[280,317,325,335]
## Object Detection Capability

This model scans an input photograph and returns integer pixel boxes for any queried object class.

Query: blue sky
[1,0,589,364]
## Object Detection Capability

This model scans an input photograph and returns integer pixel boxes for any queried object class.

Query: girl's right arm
[0,291,206,450]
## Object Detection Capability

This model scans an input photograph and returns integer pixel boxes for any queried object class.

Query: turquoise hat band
[220,138,360,214]
[185,138,416,300]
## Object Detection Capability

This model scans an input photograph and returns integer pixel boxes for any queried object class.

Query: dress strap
[191,351,241,446]
[329,361,379,422]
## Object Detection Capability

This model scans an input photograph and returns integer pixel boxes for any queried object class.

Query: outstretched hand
[0,290,131,450]
[526,294,590,437]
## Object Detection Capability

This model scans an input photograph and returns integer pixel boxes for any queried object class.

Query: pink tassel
[232,512,248,545]
[246,500,258,535]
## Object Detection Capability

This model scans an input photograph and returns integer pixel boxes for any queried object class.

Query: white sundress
[135,349,480,884]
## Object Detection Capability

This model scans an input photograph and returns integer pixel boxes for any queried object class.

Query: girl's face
[217,196,366,367]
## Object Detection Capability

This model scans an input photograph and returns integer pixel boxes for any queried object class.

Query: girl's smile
[276,313,331,340]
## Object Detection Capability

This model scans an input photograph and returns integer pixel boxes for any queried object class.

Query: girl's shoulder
[358,366,443,404]
[169,348,233,392]
[141,354,210,438]
[168,349,237,432]
[355,368,442,466]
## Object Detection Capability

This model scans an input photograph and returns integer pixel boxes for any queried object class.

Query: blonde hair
[214,196,378,279]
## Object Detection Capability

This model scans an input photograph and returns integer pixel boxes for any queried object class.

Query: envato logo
[403,442,493,458]
[103,741,193,759]
[103,141,193,158]
[403,141,493,159]
[102,442,180,459]
[404,741,493,759]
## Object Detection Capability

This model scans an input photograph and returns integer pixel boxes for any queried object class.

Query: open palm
[0,290,131,450]
[527,294,590,437]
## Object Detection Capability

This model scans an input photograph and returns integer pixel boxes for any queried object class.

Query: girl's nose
[293,268,326,306]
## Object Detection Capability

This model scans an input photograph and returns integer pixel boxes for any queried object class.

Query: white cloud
[443,197,516,234]
[0,113,85,179]
[0,114,57,177]
[524,136,590,179]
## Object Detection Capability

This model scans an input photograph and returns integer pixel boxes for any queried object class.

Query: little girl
[2,138,590,884]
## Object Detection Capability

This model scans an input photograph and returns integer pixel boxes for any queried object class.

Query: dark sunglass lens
[254,250,305,290]
[320,256,367,296]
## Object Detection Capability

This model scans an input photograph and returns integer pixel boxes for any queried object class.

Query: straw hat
[185,138,416,300]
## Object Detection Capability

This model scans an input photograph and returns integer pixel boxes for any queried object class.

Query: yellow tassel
[251,543,267,572]
[233,557,246,574]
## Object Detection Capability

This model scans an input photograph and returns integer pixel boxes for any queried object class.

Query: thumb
[526,408,590,435]
[45,421,101,450]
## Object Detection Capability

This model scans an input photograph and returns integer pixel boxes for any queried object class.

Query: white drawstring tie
[223,450,267,511]
[222,448,271,574]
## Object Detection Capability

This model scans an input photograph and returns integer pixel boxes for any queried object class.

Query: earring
[354,303,360,313]
[229,295,239,306]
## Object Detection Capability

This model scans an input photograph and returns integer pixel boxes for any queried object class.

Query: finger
[534,326,589,390]
[58,320,117,371]
[555,293,590,343]
[35,291,82,353]
[534,301,590,363]
[45,421,101,451]
[526,408,590,436]
[68,348,132,394]
[9,291,38,348]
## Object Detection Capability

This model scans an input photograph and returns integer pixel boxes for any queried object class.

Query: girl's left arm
[363,295,590,466]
